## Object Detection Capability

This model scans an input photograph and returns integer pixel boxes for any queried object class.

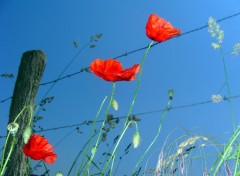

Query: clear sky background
[1,1,240,175]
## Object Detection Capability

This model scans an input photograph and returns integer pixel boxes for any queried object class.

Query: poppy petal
[90,59,140,82]
[23,134,57,164]
[43,154,57,164]
[119,64,140,81]
[146,14,181,42]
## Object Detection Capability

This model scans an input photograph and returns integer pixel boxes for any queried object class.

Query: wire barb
[1,11,240,104]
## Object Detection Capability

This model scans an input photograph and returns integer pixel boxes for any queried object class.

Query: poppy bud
[23,126,32,144]
[111,99,118,111]
[56,172,63,176]
[168,90,174,100]
[132,131,141,148]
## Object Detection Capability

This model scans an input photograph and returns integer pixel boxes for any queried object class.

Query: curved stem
[219,47,235,131]
[0,105,33,173]
[131,99,171,175]
[94,82,116,153]
[101,42,154,174]
[0,137,15,176]
[101,121,133,174]
[213,125,240,175]
[124,41,154,127]
[13,105,33,123]
[233,143,240,176]
[67,129,101,176]
[83,96,108,175]
[83,82,116,175]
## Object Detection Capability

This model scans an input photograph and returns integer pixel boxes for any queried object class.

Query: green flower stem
[101,121,134,174]
[100,121,139,175]
[234,143,240,176]
[0,137,15,176]
[12,105,33,123]
[27,106,34,127]
[83,96,108,175]
[109,154,116,176]
[67,130,101,176]
[101,42,154,175]
[82,82,115,175]
[213,125,240,175]
[0,105,33,174]
[131,98,171,175]
[0,133,10,173]
[133,121,138,132]
[94,82,116,152]
[124,41,154,127]
[219,47,235,131]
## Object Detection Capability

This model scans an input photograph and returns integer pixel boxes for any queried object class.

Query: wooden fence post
[4,50,46,176]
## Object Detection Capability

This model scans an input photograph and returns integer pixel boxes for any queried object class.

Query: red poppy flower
[23,134,57,164]
[90,59,140,82]
[146,14,181,42]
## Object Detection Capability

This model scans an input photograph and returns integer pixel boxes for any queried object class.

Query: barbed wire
[39,68,90,86]
[35,11,240,86]
[1,11,240,104]
[34,94,240,132]
[0,96,12,103]
[0,94,238,139]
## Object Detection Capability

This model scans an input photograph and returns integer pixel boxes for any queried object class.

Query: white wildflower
[212,43,221,49]
[208,17,217,37]
[208,17,224,44]
[231,43,240,56]
[211,94,223,103]
[7,122,19,135]
[217,30,224,43]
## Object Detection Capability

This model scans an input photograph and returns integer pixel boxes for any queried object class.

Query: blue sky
[1,0,240,175]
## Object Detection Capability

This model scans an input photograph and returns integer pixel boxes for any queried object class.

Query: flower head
[23,134,57,164]
[90,59,140,82]
[7,122,19,136]
[211,94,223,103]
[231,43,240,56]
[211,43,221,49]
[208,17,224,45]
[146,14,181,42]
